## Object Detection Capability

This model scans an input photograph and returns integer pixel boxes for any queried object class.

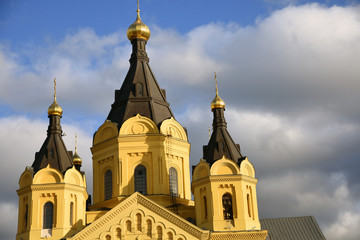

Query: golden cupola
[127,3,151,41]
[48,78,63,116]
[211,73,226,109]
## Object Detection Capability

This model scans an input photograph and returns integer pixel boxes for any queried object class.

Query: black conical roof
[107,38,174,128]
[31,114,73,174]
[203,106,244,166]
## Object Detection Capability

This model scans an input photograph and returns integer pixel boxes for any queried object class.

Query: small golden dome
[127,9,151,41]
[48,98,63,116]
[211,93,226,109]
[211,72,225,109]
[73,151,82,165]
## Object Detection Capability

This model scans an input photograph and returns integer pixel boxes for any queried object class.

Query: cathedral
[15,4,325,240]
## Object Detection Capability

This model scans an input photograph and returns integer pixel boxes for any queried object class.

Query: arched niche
[94,120,118,145]
[19,168,34,188]
[64,166,85,187]
[120,114,159,135]
[192,160,210,181]
[160,117,187,141]
[210,156,240,176]
[240,157,255,178]
[33,164,63,184]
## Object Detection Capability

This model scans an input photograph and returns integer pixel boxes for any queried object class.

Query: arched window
[169,167,178,197]
[104,170,112,200]
[43,202,54,229]
[222,193,233,220]
[136,213,142,231]
[134,165,147,194]
[146,219,152,237]
[156,226,163,240]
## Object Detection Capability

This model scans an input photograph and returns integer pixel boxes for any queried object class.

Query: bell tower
[16,79,88,240]
[192,74,261,231]
[90,4,192,211]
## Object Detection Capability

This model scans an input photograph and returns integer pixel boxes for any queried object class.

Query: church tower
[16,80,88,240]
[90,5,192,212]
[192,74,261,231]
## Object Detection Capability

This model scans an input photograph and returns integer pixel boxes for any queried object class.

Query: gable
[69,193,209,240]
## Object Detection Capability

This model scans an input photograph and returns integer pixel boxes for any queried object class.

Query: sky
[1,0,360,239]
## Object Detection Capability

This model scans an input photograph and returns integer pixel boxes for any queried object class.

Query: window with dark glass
[134,165,147,194]
[222,193,233,220]
[70,202,74,226]
[43,202,54,229]
[104,170,112,200]
[169,167,178,197]
[203,196,208,220]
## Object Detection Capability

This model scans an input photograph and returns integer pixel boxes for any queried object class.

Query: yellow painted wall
[192,156,261,231]
[16,165,88,240]
[91,115,192,210]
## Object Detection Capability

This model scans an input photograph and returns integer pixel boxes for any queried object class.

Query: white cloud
[1,3,360,240]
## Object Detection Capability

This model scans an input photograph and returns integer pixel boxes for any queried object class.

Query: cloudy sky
[1,0,360,239]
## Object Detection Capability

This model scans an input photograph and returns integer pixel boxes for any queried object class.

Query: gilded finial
[48,77,63,116]
[127,0,151,41]
[75,133,78,152]
[211,72,226,109]
[54,78,57,100]
[73,133,82,166]
[209,127,211,139]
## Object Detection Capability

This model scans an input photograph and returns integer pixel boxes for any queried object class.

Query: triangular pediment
[69,192,209,240]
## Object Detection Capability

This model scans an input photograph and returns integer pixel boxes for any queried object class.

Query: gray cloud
[1,3,360,240]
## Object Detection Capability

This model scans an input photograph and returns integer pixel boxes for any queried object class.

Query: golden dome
[73,151,82,165]
[48,97,63,116]
[211,73,225,109]
[127,9,151,41]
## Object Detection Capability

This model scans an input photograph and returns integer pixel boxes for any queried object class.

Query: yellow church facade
[16,4,267,240]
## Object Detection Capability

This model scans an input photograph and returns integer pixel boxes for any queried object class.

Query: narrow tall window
[134,165,147,194]
[116,228,121,240]
[222,193,233,220]
[156,226,162,240]
[43,202,54,229]
[169,167,178,197]
[203,196,208,220]
[24,204,28,230]
[146,220,152,237]
[247,194,251,217]
[136,213,142,231]
[104,170,112,200]
[70,202,74,226]
[136,83,143,97]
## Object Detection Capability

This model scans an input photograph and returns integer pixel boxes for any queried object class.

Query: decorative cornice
[17,183,87,195]
[192,174,258,188]
[209,230,267,240]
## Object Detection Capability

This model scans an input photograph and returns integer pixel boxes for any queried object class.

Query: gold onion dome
[127,8,151,41]
[211,73,226,109]
[48,78,63,116]
[73,151,82,165]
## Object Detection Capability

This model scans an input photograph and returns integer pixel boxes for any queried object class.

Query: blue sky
[1,1,360,239]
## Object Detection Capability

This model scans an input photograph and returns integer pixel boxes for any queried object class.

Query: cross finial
[215,72,218,95]
[54,78,57,100]
[137,0,140,12]
[75,133,78,152]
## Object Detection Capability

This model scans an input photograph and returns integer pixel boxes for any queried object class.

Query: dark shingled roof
[31,114,73,174]
[203,107,244,166]
[260,216,326,240]
[107,38,174,129]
